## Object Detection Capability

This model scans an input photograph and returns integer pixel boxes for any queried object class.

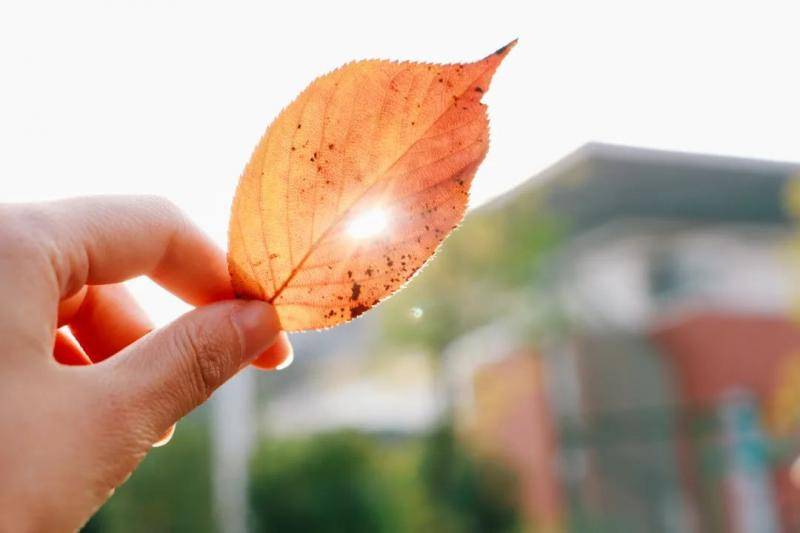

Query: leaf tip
[493,38,519,57]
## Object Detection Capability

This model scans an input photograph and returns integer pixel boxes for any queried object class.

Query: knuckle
[0,203,57,260]
[143,195,186,227]
[140,195,191,251]
[142,194,177,213]
[173,322,232,400]
[0,202,93,298]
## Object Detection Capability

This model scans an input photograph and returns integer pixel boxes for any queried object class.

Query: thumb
[107,300,281,436]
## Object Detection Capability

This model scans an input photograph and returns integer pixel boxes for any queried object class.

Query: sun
[346,207,390,240]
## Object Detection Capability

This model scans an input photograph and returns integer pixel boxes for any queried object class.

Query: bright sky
[2,0,798,325]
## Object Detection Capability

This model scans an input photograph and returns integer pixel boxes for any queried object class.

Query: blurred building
[212,142,800,533]
[443,324,563,531]
[449,144,800,532]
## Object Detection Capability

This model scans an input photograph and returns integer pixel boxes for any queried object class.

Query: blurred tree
[380,189,563,353]
[82,413,213,533]
[249,429,521,533]
[249,431,422,533]
[420,424,521,533]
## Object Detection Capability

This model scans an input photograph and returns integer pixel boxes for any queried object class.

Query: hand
[0,196,292,531]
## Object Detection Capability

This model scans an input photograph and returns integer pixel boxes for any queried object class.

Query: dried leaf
[228,41,515,331]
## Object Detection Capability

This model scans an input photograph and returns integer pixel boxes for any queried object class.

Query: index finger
[18,195,233,305]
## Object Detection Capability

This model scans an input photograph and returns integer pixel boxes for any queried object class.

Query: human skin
[0,196,292,531]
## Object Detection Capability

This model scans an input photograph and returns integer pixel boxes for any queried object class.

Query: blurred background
[3,1,800,532]
[85,143,800,532]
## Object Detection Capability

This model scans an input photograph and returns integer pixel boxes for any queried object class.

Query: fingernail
[275,350,294,370]
[231,301,281,362]
[152,424,177,448]
[249,332,294,371]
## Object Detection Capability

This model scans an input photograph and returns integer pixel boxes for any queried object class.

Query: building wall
[553,222,793,333]
[466,350,564,532]
[653,312,800,532]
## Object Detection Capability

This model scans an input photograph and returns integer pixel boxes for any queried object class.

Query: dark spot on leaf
[475,87,484,93]
[350,303,370,319]
[350,282,361,301]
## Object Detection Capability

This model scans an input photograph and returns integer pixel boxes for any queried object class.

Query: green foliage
[248,431,423,533]
[380,189,564,352]
[249,429,521,533]
[83,415,213,533]
[82,423,522,533]
[420,425,520,533]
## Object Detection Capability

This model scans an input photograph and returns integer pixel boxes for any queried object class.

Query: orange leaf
[228,41,515,331]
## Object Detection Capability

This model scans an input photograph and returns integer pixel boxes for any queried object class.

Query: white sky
[2,0,799,325]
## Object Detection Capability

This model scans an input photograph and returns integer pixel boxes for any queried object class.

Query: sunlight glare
[346,207,390,240]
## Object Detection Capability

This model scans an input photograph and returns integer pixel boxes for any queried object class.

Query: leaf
[228,41,515,331]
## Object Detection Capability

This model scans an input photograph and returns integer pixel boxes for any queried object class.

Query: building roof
[534,143,800,231]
